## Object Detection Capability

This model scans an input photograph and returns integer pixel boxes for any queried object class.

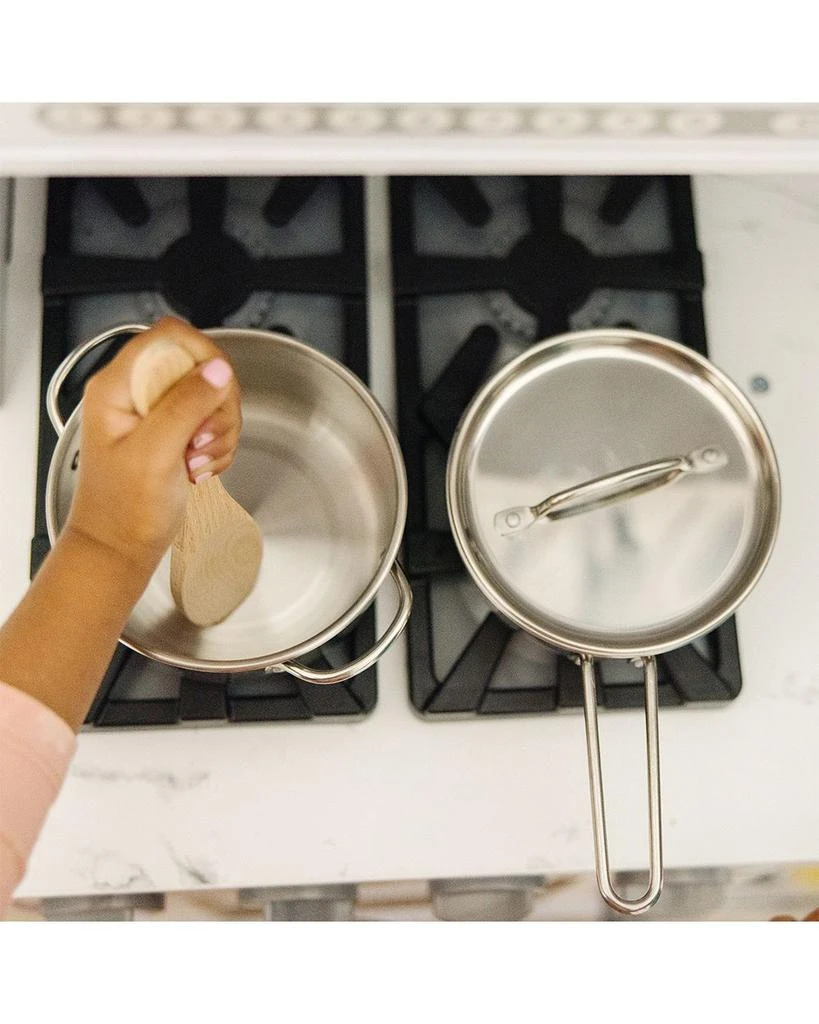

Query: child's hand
[64,317,242,581]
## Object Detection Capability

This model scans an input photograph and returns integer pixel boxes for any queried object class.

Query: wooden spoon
[130,338,263,627]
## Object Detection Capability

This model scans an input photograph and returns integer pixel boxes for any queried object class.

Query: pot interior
[50,330,405,671]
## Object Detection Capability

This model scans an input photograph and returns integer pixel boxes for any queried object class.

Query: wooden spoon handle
[130,338,197,415]
[130,338,234,509]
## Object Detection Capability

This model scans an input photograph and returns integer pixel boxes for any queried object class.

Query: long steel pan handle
[580,653,663,916]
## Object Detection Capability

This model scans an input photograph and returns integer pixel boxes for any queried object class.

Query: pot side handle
[581,654,664,916]
[46,323,149,434]
[266,563,413,685]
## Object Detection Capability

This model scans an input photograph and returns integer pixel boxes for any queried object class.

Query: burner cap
[161,231,252,324]
[507,231,591,316]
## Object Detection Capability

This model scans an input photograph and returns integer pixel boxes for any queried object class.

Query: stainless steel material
[266,563,412,683]
[46,322,147,433]
[41,893,165,921]
[495,445,728,536]
[448,328,780,659]
[430,876,544,921]
[602,867,733,921]
[46,324,410,679]
[447,327,781,915]
[239,884,357,922]
[582,654,662,916]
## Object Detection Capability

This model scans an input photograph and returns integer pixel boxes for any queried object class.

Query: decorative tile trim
[37,103,819,139]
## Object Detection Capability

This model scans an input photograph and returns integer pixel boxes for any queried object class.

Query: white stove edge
[1,175,816,902]
[5,103,819,176]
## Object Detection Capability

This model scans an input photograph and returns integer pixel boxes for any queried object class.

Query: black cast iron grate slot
[264,177,323,227]
[418,323,501,446]
[97,699,180,728]
[393,174,742,717]
[227,678,369,723]
[428,177,493,227]
[229,696,313,723]
[90,178,151,227]
[35,175,376,728]
[598,176,654,226]
[179,675,229,721]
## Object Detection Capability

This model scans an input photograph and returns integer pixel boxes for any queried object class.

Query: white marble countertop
[2,174,819,901]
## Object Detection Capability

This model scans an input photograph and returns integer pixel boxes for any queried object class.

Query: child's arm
[0,316,239,730]
[0,526,156,732]
[0,317,241,915]
[0,679,76,915]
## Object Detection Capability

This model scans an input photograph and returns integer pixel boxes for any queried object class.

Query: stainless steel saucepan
[447,328,781,915]
[45,324,411,683]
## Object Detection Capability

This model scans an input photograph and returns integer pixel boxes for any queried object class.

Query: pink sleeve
[0,680,77,918]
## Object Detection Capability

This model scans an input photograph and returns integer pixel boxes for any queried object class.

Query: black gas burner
[407,584,742,716]
[42,177,367,333]
[396,176,706,340]
[506,227,590,319]
[392,174,743,717]
[34,175,374,728]
[84,616,379,728]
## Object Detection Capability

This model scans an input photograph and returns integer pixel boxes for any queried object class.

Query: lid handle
[494,445,727,536]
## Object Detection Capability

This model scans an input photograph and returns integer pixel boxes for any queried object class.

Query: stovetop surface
[35,176,375,728]
[33,173,742,729]
[13,173,815,902]
[391,175,742,716]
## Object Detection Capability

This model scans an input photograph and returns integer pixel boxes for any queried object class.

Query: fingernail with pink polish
[192,431,215,450]
[194,471,213,485]
[187,454,210,473]
[201,358,233,389]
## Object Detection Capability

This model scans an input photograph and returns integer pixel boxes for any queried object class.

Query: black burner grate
[391,174,742,717]
[34,176,375,728]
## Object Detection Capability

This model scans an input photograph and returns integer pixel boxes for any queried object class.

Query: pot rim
[45,327,408,673]
[446,327,782,660]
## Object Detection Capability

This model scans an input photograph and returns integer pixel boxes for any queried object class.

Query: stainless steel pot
[446,328,781,915]
[46,324,411,683]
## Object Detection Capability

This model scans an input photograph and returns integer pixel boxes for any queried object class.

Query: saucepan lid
[446,328,781,659]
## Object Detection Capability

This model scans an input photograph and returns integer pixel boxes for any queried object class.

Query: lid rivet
[506,511,521,529]
[702,447,720,463]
